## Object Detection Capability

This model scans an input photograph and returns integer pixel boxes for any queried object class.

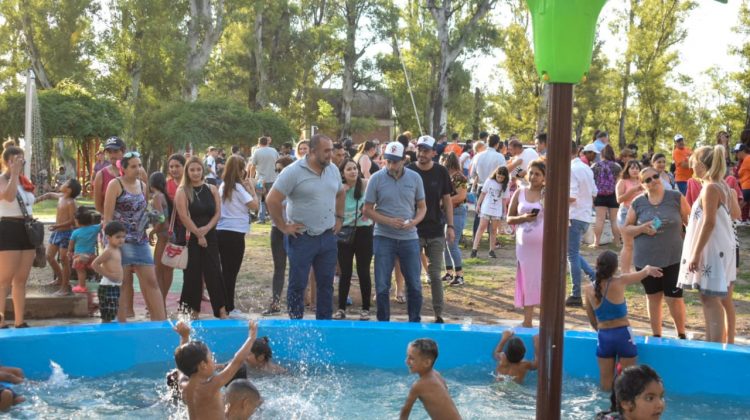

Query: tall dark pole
[536,83,573,419]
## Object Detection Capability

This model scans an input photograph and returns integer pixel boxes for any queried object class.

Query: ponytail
[594,250,619,302]
[694,145,726,182]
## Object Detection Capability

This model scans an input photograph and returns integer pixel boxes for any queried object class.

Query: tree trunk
[618,1,636,149]
[183,0,225,101]
[20,0,53,89]
[339,1,359,139]
[744,91,750,130]
[537,84,550,134]
[427,0,495,138]
[253,0,267,110]
[472,87,482,139]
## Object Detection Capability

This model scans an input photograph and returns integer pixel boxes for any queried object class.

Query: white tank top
[0,183,35,218]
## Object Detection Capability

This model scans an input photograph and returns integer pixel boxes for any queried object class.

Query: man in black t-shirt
[407,135,455,323]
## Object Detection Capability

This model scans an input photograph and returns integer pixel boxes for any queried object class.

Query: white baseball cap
[582,143,600,154]
[384,142,405,161]
[674,134,684,142]
[416,135,436,150]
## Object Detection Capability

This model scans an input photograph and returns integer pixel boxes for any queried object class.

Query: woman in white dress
[677,146,741,343]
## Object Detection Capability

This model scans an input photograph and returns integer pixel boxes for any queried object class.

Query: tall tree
[0,0,98,90]
[426,0,497,137]
[336,0,382,139]
[616,0,637,149]
[184,0,226,101]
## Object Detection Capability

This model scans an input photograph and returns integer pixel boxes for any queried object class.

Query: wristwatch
[447,225,455,229]
[336,214,344,220]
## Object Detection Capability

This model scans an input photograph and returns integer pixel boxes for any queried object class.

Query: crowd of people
[0,128,746,342]
[0,126,744,418]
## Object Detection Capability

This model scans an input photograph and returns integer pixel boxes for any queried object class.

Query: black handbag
[16,191,44,246]
[336,197,358,245]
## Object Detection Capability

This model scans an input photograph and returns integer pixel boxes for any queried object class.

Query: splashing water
[5,361,749,419]
[46,361,69,387]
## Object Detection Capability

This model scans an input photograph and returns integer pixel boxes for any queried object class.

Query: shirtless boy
[493,330,539,384]
[400,338,461,420]
[37,179,80,295]
[174,320,258,419]
[91,221,126,323]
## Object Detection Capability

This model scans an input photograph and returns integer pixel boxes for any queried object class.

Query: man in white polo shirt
[567,141,597,307]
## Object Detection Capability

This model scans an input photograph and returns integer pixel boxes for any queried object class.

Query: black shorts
[98,285,121,322]
[637,263,682,298]
[594,194,619,209]
[0,219,35,251]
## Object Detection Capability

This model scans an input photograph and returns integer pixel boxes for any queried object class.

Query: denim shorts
[121,241,154,266]
[50,230,73,248]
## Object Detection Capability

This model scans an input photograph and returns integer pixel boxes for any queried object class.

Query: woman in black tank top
[175,157,228,319]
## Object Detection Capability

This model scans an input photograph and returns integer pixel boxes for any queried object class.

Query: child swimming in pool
[173,319,258,420]
[225,378,262,419]
[400,338,461,420]
[596,364,665,420]
[493,330,539,384]
[0,365,25,411]
[583,250,663,391]
[245,336,287,375]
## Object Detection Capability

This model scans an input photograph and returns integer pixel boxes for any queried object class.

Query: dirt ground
[229,220,750,343]
[24,215,750,344]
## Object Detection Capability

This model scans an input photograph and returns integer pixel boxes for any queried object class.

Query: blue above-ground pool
[1,320,749,418]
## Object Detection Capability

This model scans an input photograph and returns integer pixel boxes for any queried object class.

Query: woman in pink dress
[507,160,545,327]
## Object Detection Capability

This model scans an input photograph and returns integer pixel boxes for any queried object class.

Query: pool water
[6,361,750,419]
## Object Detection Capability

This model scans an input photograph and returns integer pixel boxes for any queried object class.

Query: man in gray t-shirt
[267,134,345,320]
[363,141,426,322]
[248,136,279,223]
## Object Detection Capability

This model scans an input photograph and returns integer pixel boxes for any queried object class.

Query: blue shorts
[121,242,154,266]
[0,382,17,399]
[50,230,73,249]
[597,326,637,359]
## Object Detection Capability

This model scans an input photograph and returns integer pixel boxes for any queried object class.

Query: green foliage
[146,98,295,154]
[0,82,123,141]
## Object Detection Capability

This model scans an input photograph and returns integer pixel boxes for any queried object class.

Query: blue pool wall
[0,320,748,399]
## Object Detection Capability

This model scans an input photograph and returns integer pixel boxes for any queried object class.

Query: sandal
[14,323,29,328]
[333,309,346,320]
[395,295,406,304]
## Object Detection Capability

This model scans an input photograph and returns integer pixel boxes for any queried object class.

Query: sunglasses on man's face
[641,175,659,184]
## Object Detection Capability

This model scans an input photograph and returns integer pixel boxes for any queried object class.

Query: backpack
[594,161,617,195]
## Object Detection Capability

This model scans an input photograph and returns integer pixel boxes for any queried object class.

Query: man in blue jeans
[364,141,427,322]
[266,134,345,320]
[567,141,597,307]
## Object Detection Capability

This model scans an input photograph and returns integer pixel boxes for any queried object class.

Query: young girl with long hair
[584,250,663,391]
[471,166,510,258]
[217,155,259,318]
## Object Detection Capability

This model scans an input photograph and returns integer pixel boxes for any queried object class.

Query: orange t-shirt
[672,146,693,182]
[739,157,750,190]
[443,143,463,157]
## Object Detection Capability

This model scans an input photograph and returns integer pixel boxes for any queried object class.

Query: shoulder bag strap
[15,190,31,220]
[168,194,191,241]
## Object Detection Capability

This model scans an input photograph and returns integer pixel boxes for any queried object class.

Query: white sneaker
[227,309,247,319]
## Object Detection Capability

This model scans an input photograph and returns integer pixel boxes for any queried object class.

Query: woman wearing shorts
[0,141,35,328]
[624,166,690,339]
[103,151,166,322]
[592,145,622,247]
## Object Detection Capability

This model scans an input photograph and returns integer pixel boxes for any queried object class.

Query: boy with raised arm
[493,330,539,384]
[400,338,461,420]
[174,320,258,419]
